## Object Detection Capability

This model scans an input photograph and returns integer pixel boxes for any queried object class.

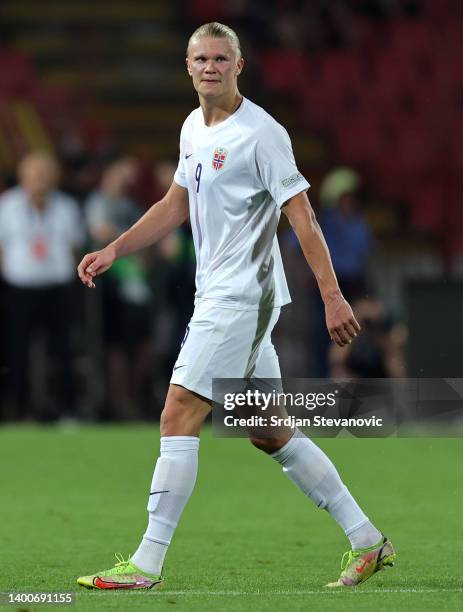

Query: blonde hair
[187,22,242,59]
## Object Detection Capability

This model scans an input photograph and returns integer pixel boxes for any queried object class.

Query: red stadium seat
[0,49,37,95]
[319,52,364,93]
[260,49,308,94]
[187,0,229,22]
[410,184,444,231]
[300,85,336,129]
[335,112,384,165]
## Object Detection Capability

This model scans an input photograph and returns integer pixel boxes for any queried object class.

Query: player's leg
[77,301,234,588]
[130,384,211,576]
[250,426,382,548]
[159,383,211,436]
[77,303,291,590]
[77,383,210,590]
[250,327,394,586]
[250,429,394,586]
[131,304,292,580]
[137,305,286,577]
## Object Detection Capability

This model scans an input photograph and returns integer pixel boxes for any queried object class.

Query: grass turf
[0,425,462,611]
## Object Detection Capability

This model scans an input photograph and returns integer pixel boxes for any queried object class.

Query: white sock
[132,436,199,575]
[271,430,382,549]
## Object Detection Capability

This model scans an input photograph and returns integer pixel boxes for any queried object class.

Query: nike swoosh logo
[356,559,368,573]
[185,153,193,159]
[173,364,187,370]
[149,490,170,495]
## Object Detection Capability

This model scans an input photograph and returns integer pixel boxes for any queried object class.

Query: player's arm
[282,191,361,347]
[77,181,189,288]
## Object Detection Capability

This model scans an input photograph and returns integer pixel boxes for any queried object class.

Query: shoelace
[340,549,360,571]
[112,553,132,572]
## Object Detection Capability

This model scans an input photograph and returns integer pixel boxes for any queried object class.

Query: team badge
[212,147,228,170]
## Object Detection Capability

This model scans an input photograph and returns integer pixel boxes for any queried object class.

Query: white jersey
[174,97,310,310]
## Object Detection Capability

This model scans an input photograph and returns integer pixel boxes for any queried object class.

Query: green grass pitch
[1,425,462,611]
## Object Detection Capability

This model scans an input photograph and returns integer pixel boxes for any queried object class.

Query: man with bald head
[0,151,84,419]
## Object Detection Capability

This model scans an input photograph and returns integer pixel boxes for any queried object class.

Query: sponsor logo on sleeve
[281,172,304,189]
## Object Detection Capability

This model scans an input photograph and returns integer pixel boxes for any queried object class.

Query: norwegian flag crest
[212,147,228,170]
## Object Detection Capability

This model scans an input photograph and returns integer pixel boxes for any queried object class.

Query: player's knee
[249,435,290,454]
[160,409,190,437]
[160,385,209,437]
[160,392,189,436]
[165,383,192,410]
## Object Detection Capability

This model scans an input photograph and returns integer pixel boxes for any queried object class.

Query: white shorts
[170,300,281,401]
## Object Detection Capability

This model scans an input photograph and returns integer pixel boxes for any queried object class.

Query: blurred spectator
[319,167,374,301]
[310,167,375,376]
[0,276,8,408]
[152,161,179,203]
[273,10,307,50]
[85,157,154,419]
[151,161,195,382]
[0,151,84,420]
[86,157,141,246]
[328,297,407,378]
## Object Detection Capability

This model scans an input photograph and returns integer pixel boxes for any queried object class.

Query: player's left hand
[325,295,361,347]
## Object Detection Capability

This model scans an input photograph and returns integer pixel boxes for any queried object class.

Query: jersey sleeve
[254,120,310,208]
[173,123,188,189]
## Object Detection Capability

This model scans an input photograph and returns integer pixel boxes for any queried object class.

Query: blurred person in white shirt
[0,151,84,419]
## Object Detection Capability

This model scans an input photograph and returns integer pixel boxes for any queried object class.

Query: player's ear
[186,58,192,76]
[235,57,245,76]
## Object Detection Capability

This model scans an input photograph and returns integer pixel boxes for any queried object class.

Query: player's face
[186,37,243,99]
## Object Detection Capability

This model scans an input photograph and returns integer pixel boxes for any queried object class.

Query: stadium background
[0,2,462,610]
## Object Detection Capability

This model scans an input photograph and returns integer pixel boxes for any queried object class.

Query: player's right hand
[77,245,116,288]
